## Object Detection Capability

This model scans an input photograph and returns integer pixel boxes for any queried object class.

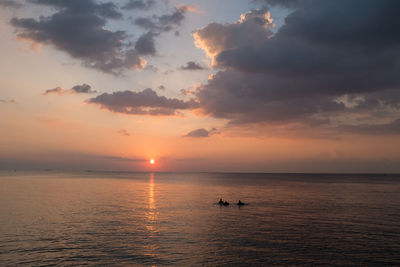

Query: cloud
[71,84,96,94]
[0,98,16,103]
[339,119,400,135]
[134,5,194,34]
[43,84,96,95]
[11,0,147,74]
[134,32,157,55]
[194,8,274,65]
[28,0,122,19]
[180,61,207,70]
[117,129,131,136]
[184,128,218,138]
[0,0,22,8]
[255,0,301,8]
[122,0,155,10]
[43,86,65,95]
[87,88,198,116]
[192,2,400,133]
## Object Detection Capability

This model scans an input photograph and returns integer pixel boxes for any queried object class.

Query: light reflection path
[144,173,158,257]
[149,173,155,211]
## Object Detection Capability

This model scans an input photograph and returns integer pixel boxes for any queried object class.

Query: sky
[1,0,400,172]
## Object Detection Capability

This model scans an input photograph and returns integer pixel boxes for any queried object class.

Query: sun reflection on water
[149,173,155,211]
[146,173,157,230]
[144,173,159,258]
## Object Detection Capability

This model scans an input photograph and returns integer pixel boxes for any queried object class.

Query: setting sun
[149,159,155,165]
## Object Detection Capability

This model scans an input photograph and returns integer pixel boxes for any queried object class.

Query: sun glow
[150,158,155,165]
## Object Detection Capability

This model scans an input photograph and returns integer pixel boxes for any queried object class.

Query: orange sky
[1,0,400,172]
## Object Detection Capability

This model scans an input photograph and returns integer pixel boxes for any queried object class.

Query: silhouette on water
[237,200,246,206]
[218,198,230,206]
[218,198,247,206]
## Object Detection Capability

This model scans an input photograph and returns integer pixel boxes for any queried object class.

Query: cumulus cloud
[192,1,400,133]
[43,84,96,95]
[122,0,155,10]
[194,8,274,65]
[11,0,147,74]
[87,88,198,116]
[180,61,207,70]
[183,128,218,138]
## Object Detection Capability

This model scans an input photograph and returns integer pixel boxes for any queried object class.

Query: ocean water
[1,171,400,266]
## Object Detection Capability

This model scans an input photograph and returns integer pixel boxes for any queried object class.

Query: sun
[149,158,155,165]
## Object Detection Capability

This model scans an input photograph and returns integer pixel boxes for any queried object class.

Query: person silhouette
[237,200,245,206]
[218,198,224,205]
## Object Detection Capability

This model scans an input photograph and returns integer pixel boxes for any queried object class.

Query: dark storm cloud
[184,128,218,138]
[122,0,155,10]
[193,1,400,132]
[134,5,192,33]
[180,61,206,70]
[43,84,96,95]
[87,88,198,116]
[11,0,146,74]
[0,0,22,8]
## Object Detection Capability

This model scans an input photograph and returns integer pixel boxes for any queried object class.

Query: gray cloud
[43,87,64,95]
[122,0,155,10]
[135,31,157,55]
[339,119,400,135]
[11,0,146,74]
[87,88,198,116]
[184,128,218,138]
[0,0,22,8]
[180,61,207,70]
[193,2,400,133]
[134,5,192,33]
[256,0,301,8]
[71,84,96,94]
[28,0,122,19]
[44,84,96,95]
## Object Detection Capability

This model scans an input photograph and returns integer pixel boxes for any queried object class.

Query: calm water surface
[1,171,400,266]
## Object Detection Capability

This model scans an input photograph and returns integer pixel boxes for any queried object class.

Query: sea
[1,171,400,266]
